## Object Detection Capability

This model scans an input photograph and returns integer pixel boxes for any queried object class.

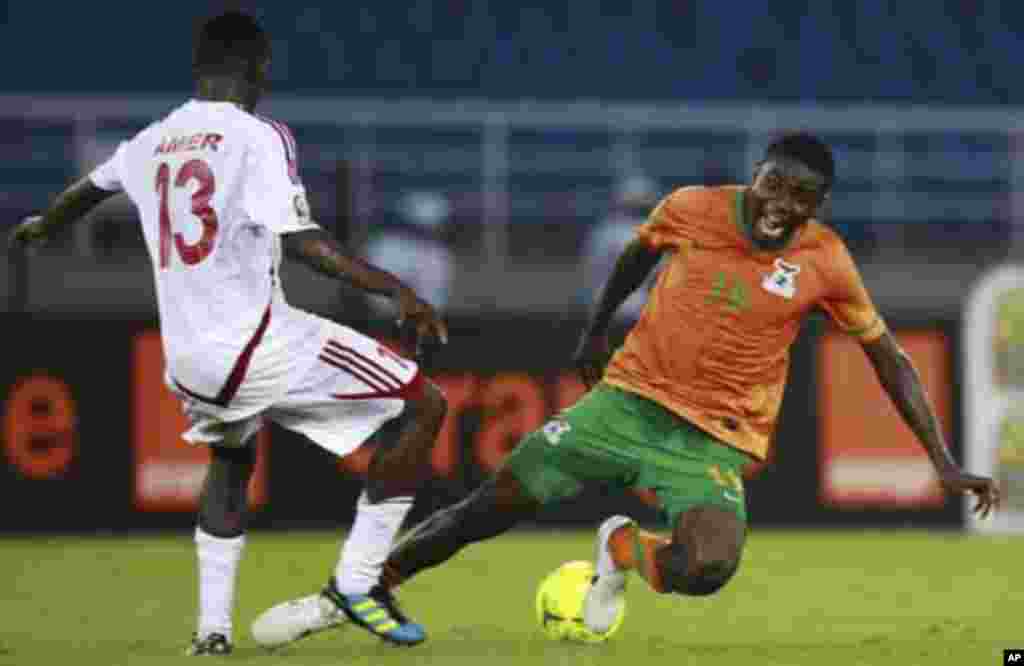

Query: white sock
[334,490,414,596]
[195,528,245,641]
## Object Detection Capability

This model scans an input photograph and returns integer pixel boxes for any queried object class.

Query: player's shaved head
[764,131,835,191]
[194,11,271,80]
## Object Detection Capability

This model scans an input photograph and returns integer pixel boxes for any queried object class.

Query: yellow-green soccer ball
[534,560,625,643]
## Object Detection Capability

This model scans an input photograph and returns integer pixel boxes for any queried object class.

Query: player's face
[748,158,828,243]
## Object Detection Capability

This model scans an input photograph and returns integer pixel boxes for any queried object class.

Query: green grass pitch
[0,529,1018,665]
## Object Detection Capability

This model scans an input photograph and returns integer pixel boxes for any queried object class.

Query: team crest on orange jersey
[762,258,800,299]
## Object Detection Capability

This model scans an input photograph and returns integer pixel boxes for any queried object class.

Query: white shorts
[174,320,421,458]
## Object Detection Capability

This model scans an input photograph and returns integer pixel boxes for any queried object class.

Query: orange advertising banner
[133,331,268,512]
[818,330,949,508]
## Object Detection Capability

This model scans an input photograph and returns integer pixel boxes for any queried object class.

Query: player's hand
[938,467,1000,519]
[573,334,611,389]
[395,287,448,358]
[8,215,47,252]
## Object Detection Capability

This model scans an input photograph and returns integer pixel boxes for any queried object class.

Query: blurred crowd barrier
[1,95,1020,318]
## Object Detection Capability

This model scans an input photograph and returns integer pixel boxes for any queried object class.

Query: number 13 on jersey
[156,159,219,268]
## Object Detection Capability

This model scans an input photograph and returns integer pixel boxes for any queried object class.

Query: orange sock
[607,525,669,593]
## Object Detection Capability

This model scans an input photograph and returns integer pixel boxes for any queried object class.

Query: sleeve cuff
[846,317,886,342]
[88,172,121,192]
[275,218,322,235]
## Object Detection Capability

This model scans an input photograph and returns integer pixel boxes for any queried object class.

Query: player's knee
[661,505,745,596]
[657,543,740,597]
[403,376,446,424]
[420,379,447,423]
[655,542,687,594]
[681,558,739,596]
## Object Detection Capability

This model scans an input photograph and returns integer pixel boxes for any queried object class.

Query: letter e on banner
[3,374,77,479]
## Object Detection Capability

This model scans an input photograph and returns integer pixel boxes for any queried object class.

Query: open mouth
[756,214,790,239]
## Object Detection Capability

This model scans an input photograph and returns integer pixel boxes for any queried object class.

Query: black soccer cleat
[186,632,233,656]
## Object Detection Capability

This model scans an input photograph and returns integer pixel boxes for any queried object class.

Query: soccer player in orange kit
[266,131,1001,645]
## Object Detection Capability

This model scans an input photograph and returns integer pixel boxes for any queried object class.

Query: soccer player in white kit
[10,11,449,655]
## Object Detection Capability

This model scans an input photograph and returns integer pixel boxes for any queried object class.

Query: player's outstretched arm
[8,177,116,250]
[861,330,999,517]
[574,238,662,387]
[282,228,447,354]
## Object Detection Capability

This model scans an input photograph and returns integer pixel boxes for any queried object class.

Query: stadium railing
[2,95,1021,314]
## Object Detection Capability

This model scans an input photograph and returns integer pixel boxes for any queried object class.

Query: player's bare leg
[188,444,256,655]
[364,379,447,503]
[380,465,541,589]
[584,505,745,633]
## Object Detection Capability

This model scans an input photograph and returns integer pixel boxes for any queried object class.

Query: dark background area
[0,313,962,531]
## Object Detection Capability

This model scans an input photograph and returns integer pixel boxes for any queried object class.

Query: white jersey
[90,99,326,420]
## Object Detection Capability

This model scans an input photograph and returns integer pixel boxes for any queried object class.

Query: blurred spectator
[363,190,455,317]
[578,174,662,323]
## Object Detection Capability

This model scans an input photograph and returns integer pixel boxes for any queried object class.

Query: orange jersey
[603,185,885,461]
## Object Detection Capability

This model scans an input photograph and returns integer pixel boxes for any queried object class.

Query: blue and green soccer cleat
[321,578,426,646]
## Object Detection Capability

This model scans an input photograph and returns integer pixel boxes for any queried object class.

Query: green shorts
[504,383,752,527]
